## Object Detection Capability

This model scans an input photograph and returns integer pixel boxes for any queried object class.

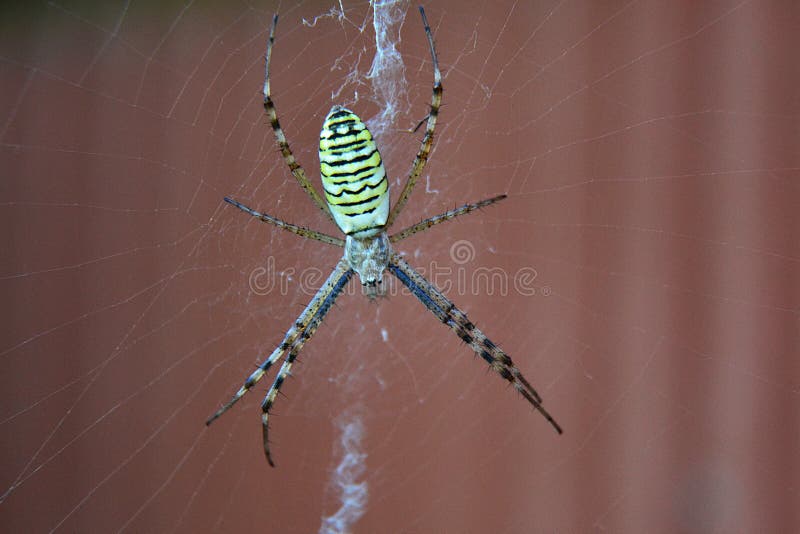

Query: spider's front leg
[207,259,354,465]
[388,253,562,434]
[257,263,353,466]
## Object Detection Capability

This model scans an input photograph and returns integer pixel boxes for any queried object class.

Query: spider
[207,7,562,466]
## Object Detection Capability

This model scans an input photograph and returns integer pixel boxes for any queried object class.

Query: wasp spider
[207,7,562,466]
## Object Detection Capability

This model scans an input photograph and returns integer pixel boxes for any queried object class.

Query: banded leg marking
[388,254,562,434]
[206,259,352,428]
[386,6,443,227]
[389,195,506,243]
[264,14,334,223]
[224,197,344,247]
[260,264,354,466]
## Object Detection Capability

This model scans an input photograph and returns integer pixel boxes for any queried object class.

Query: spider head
[344,233,390,295]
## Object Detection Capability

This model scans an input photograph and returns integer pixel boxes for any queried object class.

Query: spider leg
[264,14,334,223]
[389,194,506,243]
[225,197,344,247]
[206,259,352,429]
[259,262,353,466]
[385,6,442,228]
[388,253,563,434]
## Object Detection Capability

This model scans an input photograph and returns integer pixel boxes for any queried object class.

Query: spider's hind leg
[263,14,334,223]
[386,6,443,228]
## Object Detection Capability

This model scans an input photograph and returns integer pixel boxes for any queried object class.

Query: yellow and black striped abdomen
[319,106,389,237]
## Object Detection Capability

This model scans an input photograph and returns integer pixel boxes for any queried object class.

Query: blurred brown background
[1,0,798,532]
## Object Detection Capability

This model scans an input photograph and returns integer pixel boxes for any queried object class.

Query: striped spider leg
[385,6,442,227]
[207,259,353,466]
[223,197,343,247]
[263,14,333,223]
[389,194,507,243]
[209,6,561,466]
[388,254,563,434]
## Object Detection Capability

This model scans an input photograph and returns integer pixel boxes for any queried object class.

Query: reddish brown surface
[1,1,798,532]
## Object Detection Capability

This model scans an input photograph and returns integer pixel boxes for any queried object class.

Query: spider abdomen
[319,106,389,237]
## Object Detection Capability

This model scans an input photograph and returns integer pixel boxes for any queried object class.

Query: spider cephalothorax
[345,233,390,291]
[207,7,562,467]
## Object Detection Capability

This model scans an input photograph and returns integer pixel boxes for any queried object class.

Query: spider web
[1,0,799,532]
